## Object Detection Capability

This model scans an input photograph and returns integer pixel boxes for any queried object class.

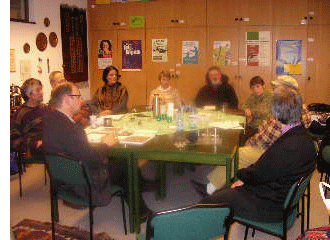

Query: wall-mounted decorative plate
[44,17,50,27]
[49,32,58,47]
[36,32,47,52]
[23,43,30,53]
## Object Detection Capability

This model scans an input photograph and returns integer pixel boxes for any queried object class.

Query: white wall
[10,0,89,103]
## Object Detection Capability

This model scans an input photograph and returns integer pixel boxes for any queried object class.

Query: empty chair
[233,170,314,240]
[146,203,232,240]
[45,153,127,240]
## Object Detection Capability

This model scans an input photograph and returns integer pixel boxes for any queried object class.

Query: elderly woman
[11,78,47,156]
[199,87,316,222]
[91,65,128,115]
[148,70,182,106]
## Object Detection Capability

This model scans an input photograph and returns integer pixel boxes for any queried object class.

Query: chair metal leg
[44,165,47,185]
[244,226,249,240]
[89,208,94,240]
[306,183,311,230]
[120,194,128,235]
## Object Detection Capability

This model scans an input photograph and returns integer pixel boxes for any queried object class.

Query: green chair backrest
[322,146,330,163]
[283,171,313,218]
[150,204,231,240]
[46,154,92,186]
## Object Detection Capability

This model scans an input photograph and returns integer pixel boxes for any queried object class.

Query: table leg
[127,153,141,233]
[225,156,232,188]
[156,162,166,200]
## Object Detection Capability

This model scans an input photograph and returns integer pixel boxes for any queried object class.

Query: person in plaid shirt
[191,75,299,197]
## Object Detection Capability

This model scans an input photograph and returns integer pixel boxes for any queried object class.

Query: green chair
[145,203,233,240]
[45,153,127,240]
[15,150,47,198]
[233,170,314,240]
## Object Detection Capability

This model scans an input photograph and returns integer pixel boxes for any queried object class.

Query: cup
[90,115,97,128]
[104,118,112,127]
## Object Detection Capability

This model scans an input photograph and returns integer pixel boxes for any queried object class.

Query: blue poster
[122,40,142,71]
[182,41,199,65]
[276,40,302,75]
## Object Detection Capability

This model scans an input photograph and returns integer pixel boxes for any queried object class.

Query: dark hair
[99,40,112,51]
[158,71,171,81]
[271,88,302,124]
[102,65,120,84]
[250,76,265,88]
[49,82,75,108]
[21,78,42,102]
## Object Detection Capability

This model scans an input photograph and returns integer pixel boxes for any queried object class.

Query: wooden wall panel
[88,0,329,108]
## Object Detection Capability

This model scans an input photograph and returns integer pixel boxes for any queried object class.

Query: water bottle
[152,94,160,118]
[176,105,184,131]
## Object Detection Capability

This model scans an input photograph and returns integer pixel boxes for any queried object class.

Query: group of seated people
[10,64,319,227]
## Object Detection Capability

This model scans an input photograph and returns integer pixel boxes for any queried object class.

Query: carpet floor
[12,218,115,240]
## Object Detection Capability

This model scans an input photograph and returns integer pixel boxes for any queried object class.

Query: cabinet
[88,28,147,107]
[273,0,308,26]
[207,0,273,26]
[88,2,145,30]
[305,25,330,104]
[308,0,330,25]
[145,27,207,104]
[207,26,273,105]
[145,0,206,28]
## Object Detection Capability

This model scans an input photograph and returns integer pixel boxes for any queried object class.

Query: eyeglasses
[68,94,82,98]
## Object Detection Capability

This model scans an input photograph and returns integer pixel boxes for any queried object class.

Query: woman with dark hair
[195,66,238,109]
[11,78,47,156]
[91,65,128,115]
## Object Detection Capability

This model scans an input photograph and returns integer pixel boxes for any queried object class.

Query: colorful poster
[98,40,114,69]
[276,40,302,75]
[182,41,199,64]
[245,31,271,66]
[122,40,142,71]
[213,41,231,66]
[152,39,168,62]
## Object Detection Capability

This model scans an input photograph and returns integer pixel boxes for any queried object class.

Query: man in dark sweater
[195,66,238,110]
[200,87,316,222]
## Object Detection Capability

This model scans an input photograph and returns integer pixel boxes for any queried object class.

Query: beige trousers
[206,146,265,189]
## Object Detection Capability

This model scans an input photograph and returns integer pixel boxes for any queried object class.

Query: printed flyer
[245,31,271,67]
[122,40,142,71]
[182,41,199,64]
[98,40,114,69]
[276,40,302,75]
[213,41,231,66]
[152,39,168,62]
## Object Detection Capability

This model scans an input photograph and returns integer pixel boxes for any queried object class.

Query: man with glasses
[43,82,153,217]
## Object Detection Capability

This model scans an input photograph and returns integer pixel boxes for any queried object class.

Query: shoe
[190,180,209,198]
[62,200,88,210]
[140,205,153,223]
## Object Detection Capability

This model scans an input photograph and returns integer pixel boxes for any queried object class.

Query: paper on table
[209,121,244,129]
[118,135,155,145]
[87,133,106,143]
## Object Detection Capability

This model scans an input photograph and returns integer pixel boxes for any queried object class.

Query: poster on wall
[182,41,199,64]
[213,41,231,66]
[276,40,302,75]
[245,31,271,66]
[152,39,168,62]
[122,40,142,71]
[98,40,114,69]
[10,49,16,72]
[20,60,31,83]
